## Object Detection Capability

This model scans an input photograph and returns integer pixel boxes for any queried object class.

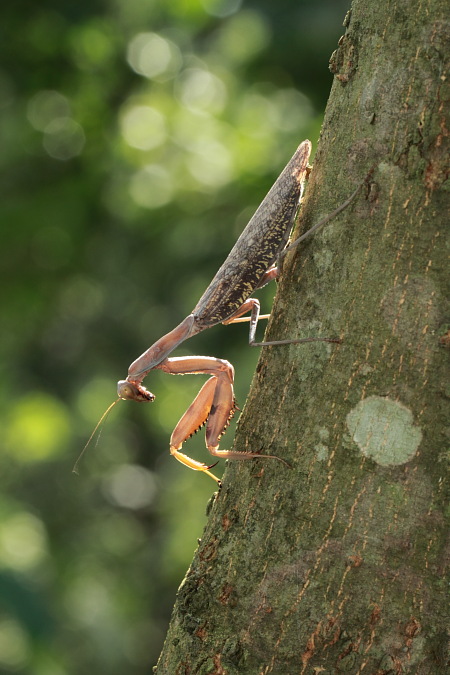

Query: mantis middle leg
[222,264,341,348]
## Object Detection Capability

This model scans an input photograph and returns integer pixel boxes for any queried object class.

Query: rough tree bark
[155,0,449,673]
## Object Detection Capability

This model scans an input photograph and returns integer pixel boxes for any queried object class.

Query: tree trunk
[155,0,449,673]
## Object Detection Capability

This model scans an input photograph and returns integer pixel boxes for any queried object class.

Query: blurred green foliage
[0,0,349,672]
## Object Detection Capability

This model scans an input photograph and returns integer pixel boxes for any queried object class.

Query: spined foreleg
[157,356,289,481]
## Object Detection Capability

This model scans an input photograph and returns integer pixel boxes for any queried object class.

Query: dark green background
[0,1,349,672]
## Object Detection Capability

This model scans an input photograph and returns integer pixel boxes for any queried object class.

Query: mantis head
[117,379,155,402]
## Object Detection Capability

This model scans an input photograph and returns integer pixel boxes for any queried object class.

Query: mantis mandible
[77,140,368,481]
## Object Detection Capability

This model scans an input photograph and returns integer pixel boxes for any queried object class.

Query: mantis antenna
[72,398,121,475]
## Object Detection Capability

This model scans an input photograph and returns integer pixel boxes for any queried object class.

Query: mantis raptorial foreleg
[157,355,290,482]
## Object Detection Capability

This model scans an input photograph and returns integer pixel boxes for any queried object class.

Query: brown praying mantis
[76,140,369,482]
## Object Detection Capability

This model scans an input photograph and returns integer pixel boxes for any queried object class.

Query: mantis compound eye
[117,380,155,402]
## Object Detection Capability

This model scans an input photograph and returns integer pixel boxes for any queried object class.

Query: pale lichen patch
[315,443,329,461]
[346,395,422,466]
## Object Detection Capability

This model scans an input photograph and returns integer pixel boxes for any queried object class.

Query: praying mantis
[77,140,369,482]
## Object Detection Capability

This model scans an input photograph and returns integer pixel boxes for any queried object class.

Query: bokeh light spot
[43,117,85,161]
[215,10,271,63]
[186,140,232,188]
[5,393,70,462]
[129,164,174,209]
[270,88,314,131]
[127,32,182,81]
[177,68,227,113]
[64,576,114,626]
[70,23,115,68]
[120,105,167,151]
[201,0,242,18]
[237,92,275,137]
[0,619,30,670]
[27,90,71,131]
[103,464,158,509]
[0,511,48,571]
